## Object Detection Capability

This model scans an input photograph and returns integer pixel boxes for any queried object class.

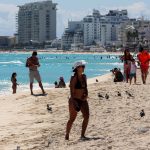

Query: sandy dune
[0,70,150,150]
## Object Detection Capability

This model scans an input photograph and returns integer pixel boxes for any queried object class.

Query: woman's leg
[134,75,136,84]
[12,85,16,94]
[65,100,77,140]
[80,101,89,138]
[129,76,132,85]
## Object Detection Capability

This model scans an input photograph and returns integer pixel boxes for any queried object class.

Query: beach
[1,70,150,150]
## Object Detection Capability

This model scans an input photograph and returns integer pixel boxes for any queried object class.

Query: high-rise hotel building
[17,1,57,44]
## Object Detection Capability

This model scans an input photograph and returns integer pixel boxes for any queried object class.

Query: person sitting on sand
[58,77,66,88]
[112,68,124,82]
[65,60,89,140]
[11,72,19,94]
[137,46,150,84]
[54,81,59,88]
[129,59,137,85]
[26,51,45,95]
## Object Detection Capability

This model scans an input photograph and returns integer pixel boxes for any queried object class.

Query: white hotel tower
[17,1,57,44]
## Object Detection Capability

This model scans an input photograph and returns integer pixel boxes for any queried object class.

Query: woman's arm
[70,76,76,99]
[84,75,88,97]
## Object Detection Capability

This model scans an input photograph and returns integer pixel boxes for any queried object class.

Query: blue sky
[0,0,150,37]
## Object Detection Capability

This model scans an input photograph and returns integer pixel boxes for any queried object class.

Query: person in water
[11,72,19,94]
[120,48,133,83]
[58,77,66,88]
[138,46,150,84]
[65,60,89,140]
[26,51,45,95]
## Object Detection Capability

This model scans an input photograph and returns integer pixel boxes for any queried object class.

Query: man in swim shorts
[26,51,45,95]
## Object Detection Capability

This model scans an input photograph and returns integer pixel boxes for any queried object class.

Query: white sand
[0,70,150,150]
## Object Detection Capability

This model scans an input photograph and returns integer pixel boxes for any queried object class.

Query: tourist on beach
[54,81,59,88]
[111,68,124,82]
[11,72,19,94]
[120,48,133,83]
[129,59,137,85]
[26,51,45,95]
[65,60,89,140]
[137,47,150,84]
[58,77,66,88]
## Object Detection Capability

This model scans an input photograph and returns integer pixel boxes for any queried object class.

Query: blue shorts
[130,73,136,78]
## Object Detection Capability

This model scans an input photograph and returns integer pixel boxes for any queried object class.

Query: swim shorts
[29,70,41,83]
[130,73,136,78]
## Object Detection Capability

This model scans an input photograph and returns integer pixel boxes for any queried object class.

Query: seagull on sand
[125,91,134,97]
[47,104,52,112]
[140,109,145,118]
[97,93,104,99]
[105,94,109,99]
[117,91,121,96]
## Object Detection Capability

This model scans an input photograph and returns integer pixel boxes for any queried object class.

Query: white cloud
[0,3,18,36]
[57,6,92,37]
[57,2,150,37]
[0,1,150,37]
[127,2,150,19]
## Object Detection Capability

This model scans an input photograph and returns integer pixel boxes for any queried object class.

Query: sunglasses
[80,65,85,68]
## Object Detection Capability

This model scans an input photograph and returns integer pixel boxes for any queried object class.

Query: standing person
[129,59,137,85]
[137,47,150,84]
[120,48,133,83]
[65,60,89,140]
[26,51,45,95]
[11,72,19,94]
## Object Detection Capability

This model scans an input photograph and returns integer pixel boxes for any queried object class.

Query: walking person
[129,59,137,85]
[11,72,19,94]
[137,46,150,84]
[65,60,89,140]
[26,51,45,95]
[120,48,133,83]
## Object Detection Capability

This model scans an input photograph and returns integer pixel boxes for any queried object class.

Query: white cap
[72,60,87,71]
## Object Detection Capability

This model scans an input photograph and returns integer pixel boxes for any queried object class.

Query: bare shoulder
[82,74,87,79]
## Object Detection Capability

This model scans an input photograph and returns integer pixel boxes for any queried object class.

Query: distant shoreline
[0,49,124,55]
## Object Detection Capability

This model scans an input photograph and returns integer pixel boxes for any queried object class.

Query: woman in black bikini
[65,60,89,140]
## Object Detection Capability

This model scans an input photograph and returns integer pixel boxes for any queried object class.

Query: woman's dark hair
[124,48,132,64]
[72,68,77,73]
[11,72,17,78]
[139,46,143,52]
[32,51,37,56]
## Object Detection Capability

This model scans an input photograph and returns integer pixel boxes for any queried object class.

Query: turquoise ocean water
[0,53,123,94]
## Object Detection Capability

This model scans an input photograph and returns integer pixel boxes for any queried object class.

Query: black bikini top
[74,74,87,89]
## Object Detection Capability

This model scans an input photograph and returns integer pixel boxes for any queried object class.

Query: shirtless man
[26,51,45,95]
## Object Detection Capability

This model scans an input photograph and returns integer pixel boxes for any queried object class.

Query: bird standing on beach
[97,93,104,99]
[105,94,109,99]
[117,92,121,97]
[140,109,145,118]
[125,91,134,97]
[47,104,52,112]
[96,79,99,82]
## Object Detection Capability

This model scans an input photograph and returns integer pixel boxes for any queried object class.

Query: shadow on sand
[32,93,48,97]
[78,136,105,142]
